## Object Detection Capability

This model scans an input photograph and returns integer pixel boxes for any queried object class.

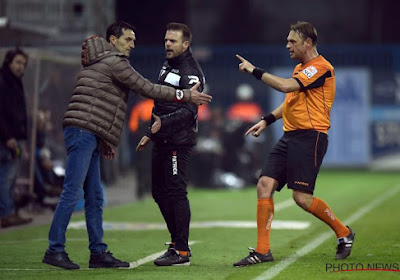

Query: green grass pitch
[0,170,399,280]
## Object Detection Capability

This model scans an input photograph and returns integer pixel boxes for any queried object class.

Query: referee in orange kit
[233,21,355,267]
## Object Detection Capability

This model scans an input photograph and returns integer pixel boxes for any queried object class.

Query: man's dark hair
[290,21,318,46]
[106,21,136,42]
[167,22,192,43]
[2,48,28,69]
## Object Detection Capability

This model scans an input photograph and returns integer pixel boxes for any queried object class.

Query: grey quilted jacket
[63,36,190,147]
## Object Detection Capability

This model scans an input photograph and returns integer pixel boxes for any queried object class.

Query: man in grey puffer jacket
[42,21,212,270]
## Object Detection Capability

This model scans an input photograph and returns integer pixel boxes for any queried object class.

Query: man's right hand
[185,82,212,105]
[245,120,267,137]
[136,135,151,151]
[99,140,115,160]
[151,114,161,134]
[236,54,256,74]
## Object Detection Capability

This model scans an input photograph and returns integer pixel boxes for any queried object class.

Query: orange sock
[178,250,189,256]
[255,198,274,254]
[307,197,350,238]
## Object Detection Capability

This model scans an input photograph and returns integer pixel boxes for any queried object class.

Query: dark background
[116,0,400,45]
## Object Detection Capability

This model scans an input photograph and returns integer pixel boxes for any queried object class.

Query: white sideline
[69,220,310,231]
[253,187,400,280]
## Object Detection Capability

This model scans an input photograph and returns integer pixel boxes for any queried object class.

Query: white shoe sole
[171,261,190,266]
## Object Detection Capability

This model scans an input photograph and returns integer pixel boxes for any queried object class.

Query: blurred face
[9,54,27,78]
[164,30,189,59]
[110,28,136,57]
[286,30,307,61]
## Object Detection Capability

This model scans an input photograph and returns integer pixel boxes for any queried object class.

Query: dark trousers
[151,145,192,251]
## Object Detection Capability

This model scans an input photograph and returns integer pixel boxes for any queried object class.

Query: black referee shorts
[261,130,328,194]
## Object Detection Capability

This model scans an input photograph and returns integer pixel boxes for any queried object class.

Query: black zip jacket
[0,67,28,143]
[147,49,205,146]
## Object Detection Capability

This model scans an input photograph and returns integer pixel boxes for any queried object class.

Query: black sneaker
[89,251,129,268]
[336,226,355,260]
[154,242,192,263]
[154,248,190,266]
[233,247,274,267]
[154,242,175,263]
[42,250,80,270]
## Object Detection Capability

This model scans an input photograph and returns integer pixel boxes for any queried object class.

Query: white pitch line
[124,240,199,269]
[71,220,309,231]
[253,186,400,280]
[274,199,295,211]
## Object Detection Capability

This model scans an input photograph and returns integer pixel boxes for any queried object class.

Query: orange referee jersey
[283,55,335,133]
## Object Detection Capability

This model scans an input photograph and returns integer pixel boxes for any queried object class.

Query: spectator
[224,84,265,183]
[226,83,263,122]
[34,109,63,209]
[0,48,33,228]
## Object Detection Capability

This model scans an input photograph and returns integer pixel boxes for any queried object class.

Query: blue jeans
[0,143,21,217]
[48,127,107,254]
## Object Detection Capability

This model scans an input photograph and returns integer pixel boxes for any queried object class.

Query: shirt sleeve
[294,64,332,90]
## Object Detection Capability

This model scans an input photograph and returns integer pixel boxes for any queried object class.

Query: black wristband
[261,113,276,125]
[252,67,266,80]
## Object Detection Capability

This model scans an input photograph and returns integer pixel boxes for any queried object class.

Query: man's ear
[109,35,116,46]
[183,41,190,51]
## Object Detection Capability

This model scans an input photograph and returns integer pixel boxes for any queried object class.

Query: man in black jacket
[0,48,33,228]
[136,22,205,266]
